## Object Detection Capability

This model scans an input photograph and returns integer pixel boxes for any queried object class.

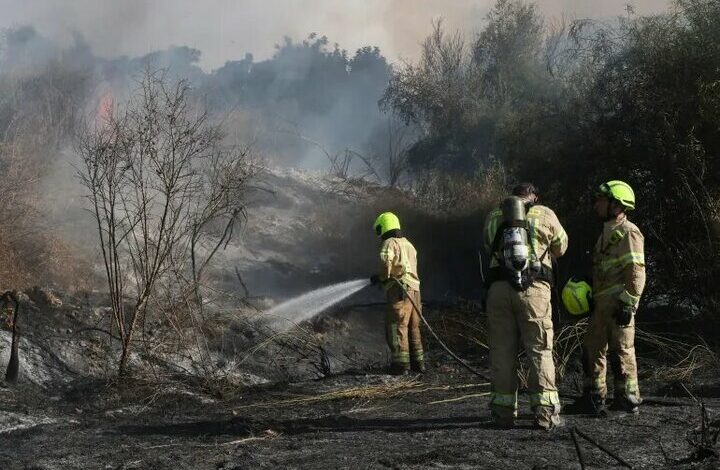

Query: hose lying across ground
[394,280,491,381]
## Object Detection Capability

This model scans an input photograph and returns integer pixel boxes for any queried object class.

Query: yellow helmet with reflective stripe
[597,180,635,210]
[373,212,401,236]
[562,278,593,316]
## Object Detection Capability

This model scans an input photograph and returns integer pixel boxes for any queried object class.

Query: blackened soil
[1,302,719,469]
[1,366,718,470]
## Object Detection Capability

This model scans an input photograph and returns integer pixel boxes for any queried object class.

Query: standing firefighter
[370,212,424,375]
[483,183,568,429]
[574,180,645,415]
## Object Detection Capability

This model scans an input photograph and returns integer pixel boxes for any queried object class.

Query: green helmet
[597,180,635,210]
[374,212,401,236]
[562,278,593,316]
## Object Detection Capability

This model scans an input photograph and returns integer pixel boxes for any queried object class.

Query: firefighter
[483,183,568,430]
[370,212,424,375]
[575,180,646,415]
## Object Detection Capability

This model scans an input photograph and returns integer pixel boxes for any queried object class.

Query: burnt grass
[1,303,719,469]
[1,368,718,469]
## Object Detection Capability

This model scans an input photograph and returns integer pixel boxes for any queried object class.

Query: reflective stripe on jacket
[592,215,646,306]
[379,237,420,291]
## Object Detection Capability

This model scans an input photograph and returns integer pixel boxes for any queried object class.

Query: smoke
[0,0,674,294]
[0,0,675,203]
[0,0,670,69]
[0,0,674,173]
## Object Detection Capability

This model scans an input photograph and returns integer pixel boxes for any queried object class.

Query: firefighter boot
[490,409,516,429]
[390,362,410,376]
[410,360,426,373]
[610,392,640,414]
[565,389,608,417]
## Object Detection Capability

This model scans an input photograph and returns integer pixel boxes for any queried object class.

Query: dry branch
[570,428,587,470]
[574,427,633,468]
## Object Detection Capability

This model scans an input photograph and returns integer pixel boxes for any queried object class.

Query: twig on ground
[575,427,633,468]
[145,434,278,450]
[194,435,278,447]
[427,392,490,405]
[235,379,423,408]
[234,381,491,409]
[681,383,700,405]
[571,428,587,470]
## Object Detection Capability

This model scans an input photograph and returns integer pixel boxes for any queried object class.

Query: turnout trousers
[487,280,560,420]
[385,285,424,367]
[582,295,640,403]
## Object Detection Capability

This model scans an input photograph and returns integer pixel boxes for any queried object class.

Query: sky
[0,0,671,69]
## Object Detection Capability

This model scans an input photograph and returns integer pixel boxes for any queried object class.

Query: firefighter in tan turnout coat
[574,180,646,415]
[483,183,568,430]
[370,212,424,375]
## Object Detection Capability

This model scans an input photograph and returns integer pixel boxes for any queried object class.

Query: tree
[77,69,255,376]
[382,2,558,173]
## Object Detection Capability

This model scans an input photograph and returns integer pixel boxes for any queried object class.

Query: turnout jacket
[378,237,420,291]
[592,214,646,306]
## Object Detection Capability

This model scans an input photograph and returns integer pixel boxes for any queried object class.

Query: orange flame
[96,91,114,127]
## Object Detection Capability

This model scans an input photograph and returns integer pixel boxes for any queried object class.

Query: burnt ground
[1,367,718,470]
[1,295,719,469]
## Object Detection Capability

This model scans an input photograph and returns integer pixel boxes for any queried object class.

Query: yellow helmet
[597,180,635,210]
[562,278,593,316]
[373,212,401,236]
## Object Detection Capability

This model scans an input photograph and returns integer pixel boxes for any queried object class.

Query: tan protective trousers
[582,296,640,401]
[487,281,560,419]
[385,285,424,366]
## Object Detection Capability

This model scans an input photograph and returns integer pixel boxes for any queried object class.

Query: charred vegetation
[0,1,719,468]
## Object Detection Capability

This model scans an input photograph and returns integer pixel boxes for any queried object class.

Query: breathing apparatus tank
[501,196,530,289]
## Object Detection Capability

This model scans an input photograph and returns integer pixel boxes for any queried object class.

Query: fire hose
[392,279,490,381]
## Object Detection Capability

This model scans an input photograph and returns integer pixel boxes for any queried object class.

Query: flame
[96,91,114,126]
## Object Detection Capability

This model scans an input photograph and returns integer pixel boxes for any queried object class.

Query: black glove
[615,304,635,326]
[369,274,381,285]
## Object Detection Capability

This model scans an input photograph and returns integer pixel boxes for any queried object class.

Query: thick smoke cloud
[0,0,672,171]
[0,0,669,69]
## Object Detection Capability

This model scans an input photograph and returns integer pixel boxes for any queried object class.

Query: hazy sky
[0,0,670,69]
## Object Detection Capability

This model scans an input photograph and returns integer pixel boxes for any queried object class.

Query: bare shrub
[411,161,507,216]
[367,116,419,188]
[76,68,256,376]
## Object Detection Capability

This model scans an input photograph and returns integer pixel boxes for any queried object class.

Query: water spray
[265,279,370,332]
[263,276,489,381]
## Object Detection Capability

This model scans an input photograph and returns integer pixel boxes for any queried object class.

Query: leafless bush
[412,161,507,216]
[76,68,256,376]
[369,116,418,188]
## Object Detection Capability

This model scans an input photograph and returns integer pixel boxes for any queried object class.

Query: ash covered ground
[1,296,719,470]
